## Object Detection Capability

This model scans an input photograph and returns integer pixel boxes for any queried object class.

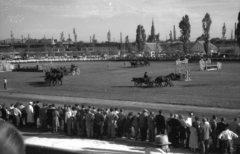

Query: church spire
[151,18,155,42]
[151,18,155,36]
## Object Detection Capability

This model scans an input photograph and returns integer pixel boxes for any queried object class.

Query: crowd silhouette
[0,101,239,154]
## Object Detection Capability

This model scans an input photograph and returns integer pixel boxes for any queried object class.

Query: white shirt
[4,79,7,83]
[218,129,238,140]
[185,117,192,127]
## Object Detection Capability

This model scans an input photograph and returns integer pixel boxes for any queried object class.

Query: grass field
[1,61,240,109]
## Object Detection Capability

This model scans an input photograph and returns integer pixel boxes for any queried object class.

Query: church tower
[151,19,155,41]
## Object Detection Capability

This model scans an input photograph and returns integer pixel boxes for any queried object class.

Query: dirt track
[0,91,239,120]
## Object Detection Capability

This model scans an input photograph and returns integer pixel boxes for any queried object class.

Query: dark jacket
[155,114,165,129]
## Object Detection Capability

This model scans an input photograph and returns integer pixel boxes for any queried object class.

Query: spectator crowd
[0,101,239,154]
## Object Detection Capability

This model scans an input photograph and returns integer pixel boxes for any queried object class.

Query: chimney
[235,22,237,40]
[173,25,176,41]
[120,32,122,43]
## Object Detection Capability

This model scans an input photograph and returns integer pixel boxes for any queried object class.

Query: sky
[0,0,239,42]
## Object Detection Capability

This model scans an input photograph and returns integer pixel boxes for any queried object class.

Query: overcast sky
[0,0,239,42]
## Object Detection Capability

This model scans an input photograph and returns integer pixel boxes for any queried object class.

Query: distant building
[81,46,119,55]
[144,42,162,57]
[147,19,160,43]
[190,41,218,55]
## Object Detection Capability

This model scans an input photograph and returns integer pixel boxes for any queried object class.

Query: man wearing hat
[145,134,171,154]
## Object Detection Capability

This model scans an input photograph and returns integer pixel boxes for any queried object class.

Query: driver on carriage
[144,72,149,81]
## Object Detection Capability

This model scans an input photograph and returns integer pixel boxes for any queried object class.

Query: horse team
[133,73,182,87]
[45,68,64,86]
[129,60,150,67]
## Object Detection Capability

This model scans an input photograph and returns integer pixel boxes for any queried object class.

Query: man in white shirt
[218,123,238,154]
[186,112,193,148]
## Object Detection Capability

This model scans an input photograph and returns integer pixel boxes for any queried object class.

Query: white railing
[7,57,105,63]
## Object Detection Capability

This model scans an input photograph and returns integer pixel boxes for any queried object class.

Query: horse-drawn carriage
[60,64,80,75]
[129,60,150,67]
[132,77,155,86]
[132,74,174,87]
[66,64,80,75]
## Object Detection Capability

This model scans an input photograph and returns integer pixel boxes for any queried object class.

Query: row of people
[1,102,240,154]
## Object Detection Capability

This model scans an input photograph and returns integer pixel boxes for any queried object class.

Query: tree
[236,12,240,49]
[179,14,191,54]
[107,30,111,42]
[136,25,146,54]
[222,23,226,40]
[125,36,131,53]
[202,13,212,56]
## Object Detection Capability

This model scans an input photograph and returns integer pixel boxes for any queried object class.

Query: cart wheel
[134,82,137,86]
[76,69,80,75]
[72,71,76,75]
[138,83,142,86]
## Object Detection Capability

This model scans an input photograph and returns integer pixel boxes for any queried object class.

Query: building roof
[144,43,162,52]
[196,41,218,50]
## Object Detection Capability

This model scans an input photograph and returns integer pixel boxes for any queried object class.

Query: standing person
[78,105,86,137]
[33,101,40,127]
[11,104,22,128]
[62,105,68,133]
[155,110,166,135]
[210,115,218,153]
[185,112,194,148]
[166,113,174,142]
[124,112,133,139]
[132,112,140,140]
[3,77,7,90]
[65,105,72,136]
[52,107,59,133]
[46,104,55,130]
[189,123,198,153]
[229,118,240,153]
[218,123,238,154]
[94,108,104,139]
[117,109,126,138]
[39,103,47,131]
[26,102,34,127]
[139,109,148,141]
[199,118,212,154]
[217,118,228,152]
[178,115,187,148]
[71,107,78,135]
[106,108,118,138]
[147,111,156,142]
[1,104,7,121]
[167,114,181,148]
[18,103,25,127]
[85,109,94,138]
[192,116,202,144]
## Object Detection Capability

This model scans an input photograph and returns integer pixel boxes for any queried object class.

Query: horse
[56,72,63,85]
[130,61,137,67]
[45,72,58,86]
[155,75,174,87]
[144,61,150,66]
